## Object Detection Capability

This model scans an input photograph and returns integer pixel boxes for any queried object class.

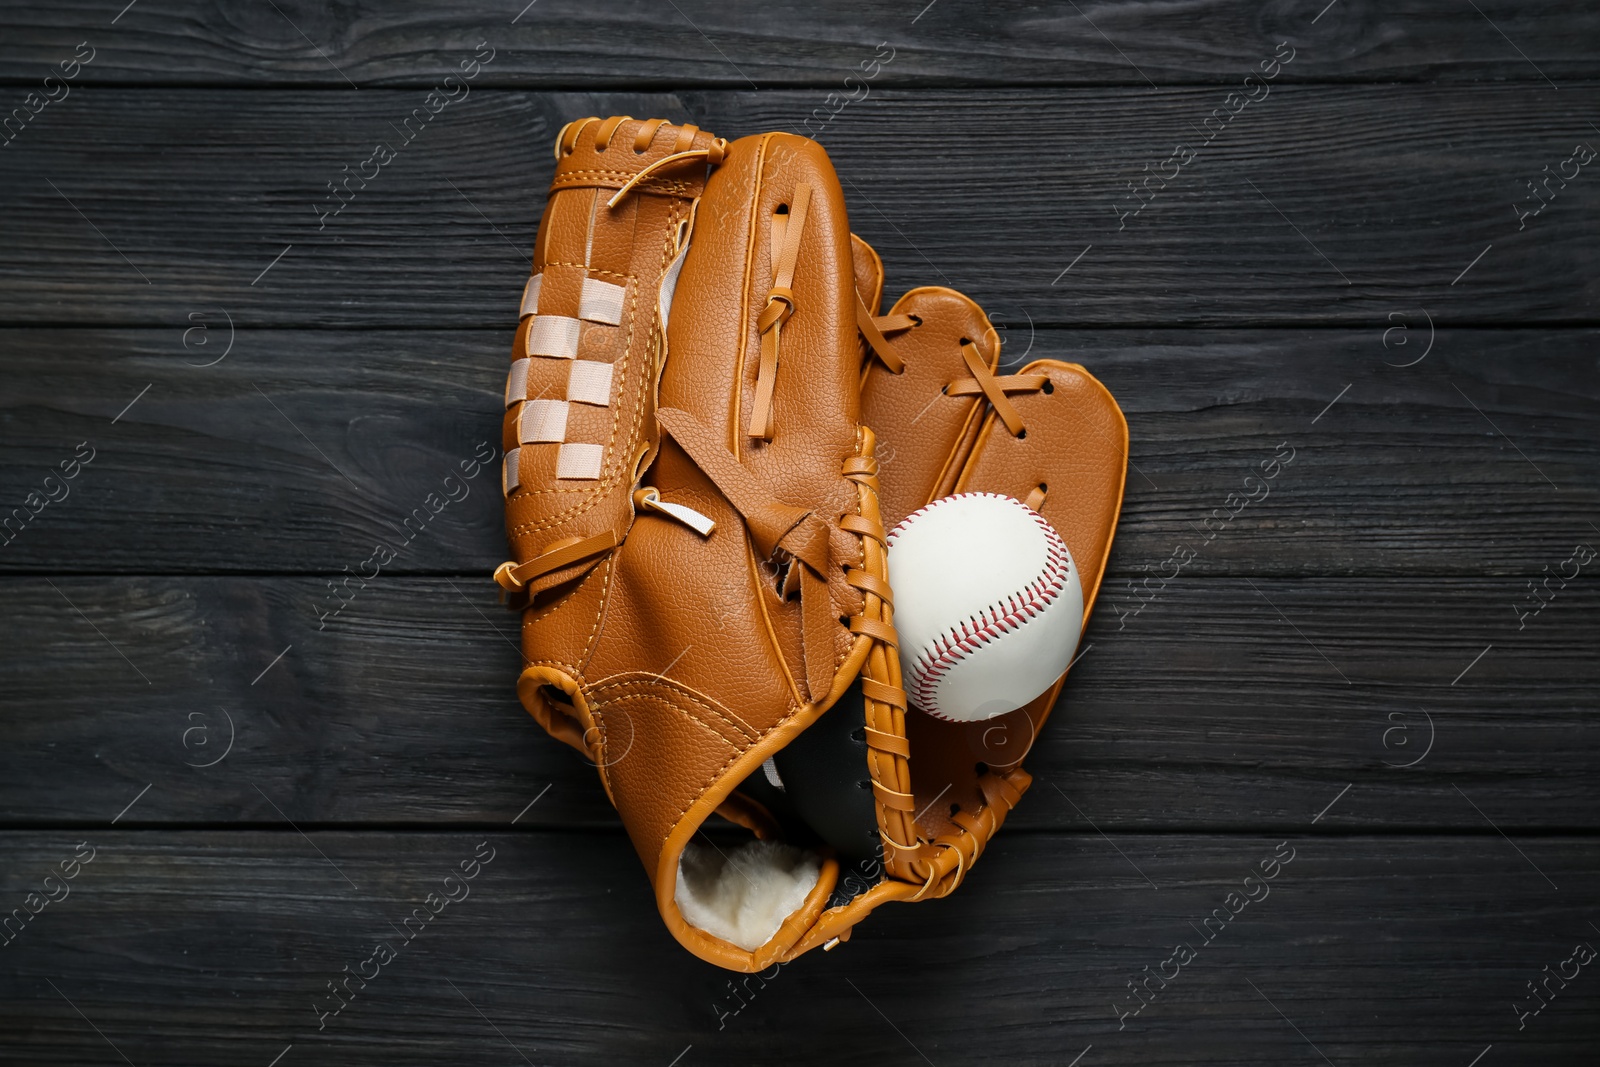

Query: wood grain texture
[1,5,1597,1061]
[0,86,1596,327]
[1,831,1594,1066]
[0,0,1595,87]
[3,327,1595,576]
[3,574,1593,829]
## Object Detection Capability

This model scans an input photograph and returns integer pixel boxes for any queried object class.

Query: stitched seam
[506,274,633,515]
[589,678,757,746]
[553,167,695,183]
[519,520,612,681]
[508,211,646,527]
[893,494,1071,719]
[590,691,742,749]
[537,202,666,520]
[579,553,615,670]
[508,276,634,516]
[521,555,605,632]
[507,198,680,535]
[678,684,807,835]
[545,200,674,557]
[536,262,633,280]
[527,658,584,689]
[598,685,801,843]
[597,664,811,845]
[552,173,695,196]
[528,658,581,674]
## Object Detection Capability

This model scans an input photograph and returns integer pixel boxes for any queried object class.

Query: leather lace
[494,529,619,594]
[658,406,839,701]
[606,140,729,209]
[867,311,1045,437]
[556,116,725,159]
[855,294,910,374]
[947,337,1046,437]
[748,183,814,440]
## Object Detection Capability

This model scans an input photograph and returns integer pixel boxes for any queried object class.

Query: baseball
[887,492,1083,722]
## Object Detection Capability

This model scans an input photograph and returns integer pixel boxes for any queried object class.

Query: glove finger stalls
[954,360,1129,618]
[861,286,1003,529]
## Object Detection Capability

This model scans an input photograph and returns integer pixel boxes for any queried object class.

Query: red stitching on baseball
[888,493,1072,720]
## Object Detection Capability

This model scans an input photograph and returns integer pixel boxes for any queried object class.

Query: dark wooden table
[2,3,1596,1064]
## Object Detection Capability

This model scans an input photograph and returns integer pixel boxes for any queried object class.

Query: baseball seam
[888,493,1073,721]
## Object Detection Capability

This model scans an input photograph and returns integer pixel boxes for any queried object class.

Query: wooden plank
[3,327,1595,576]
[0,327,511,576]
[3,574,1594,829]
[0,830,1594,1064]
[0,1,1595,87]
[0,86,1596,326]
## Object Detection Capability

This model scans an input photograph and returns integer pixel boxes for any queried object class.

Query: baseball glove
[496,115,1127,971]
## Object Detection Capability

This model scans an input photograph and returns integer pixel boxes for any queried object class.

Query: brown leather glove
[854,238,1129,883]
[497,116,1126,972]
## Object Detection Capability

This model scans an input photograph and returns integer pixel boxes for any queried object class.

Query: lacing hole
[960,337,973,345]
[975,761,989,775]
[776,203,790,215]
[839,614,852,627]
[1038,482,1048,494]
[1016,428,1028,440]
[940,383,949,395]
[950,803,961,816]
[907,314,923,326]
[857,779,872,791]
[1042,379,1055,395]
[850,727,866,743]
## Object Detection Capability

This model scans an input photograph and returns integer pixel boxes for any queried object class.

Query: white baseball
[887,492,1083,722]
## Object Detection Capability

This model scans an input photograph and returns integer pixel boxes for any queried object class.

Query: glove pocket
[573,427,910,971]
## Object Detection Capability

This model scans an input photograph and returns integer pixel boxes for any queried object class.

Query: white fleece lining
[675,839,821,951]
